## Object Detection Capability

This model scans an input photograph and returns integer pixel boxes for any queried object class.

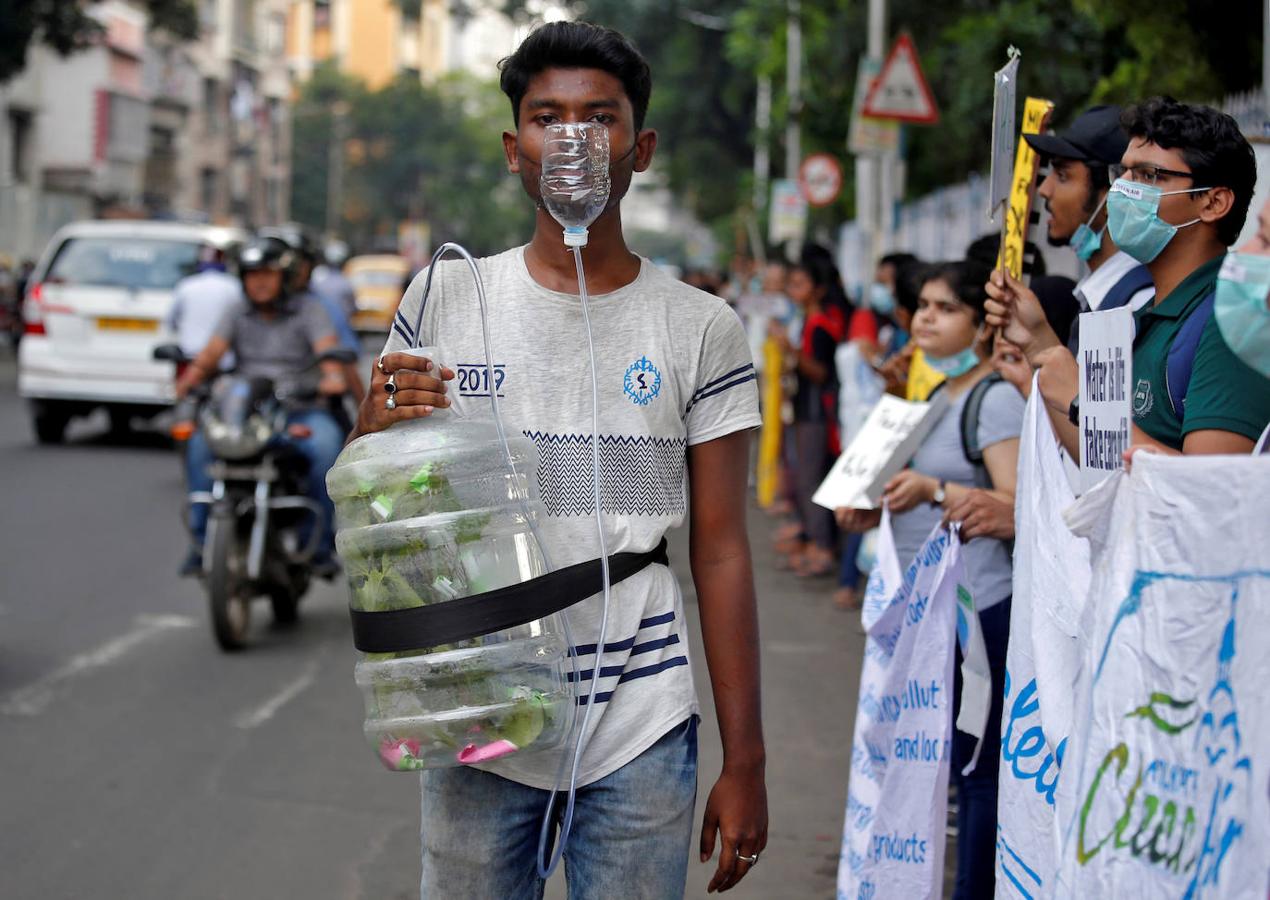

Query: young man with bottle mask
[987,97,1270,456]
[348,22,767,898]
[1024,105,1155,350]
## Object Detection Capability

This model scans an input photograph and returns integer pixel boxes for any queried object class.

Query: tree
[0,0,199,83]
[289,66,534,255]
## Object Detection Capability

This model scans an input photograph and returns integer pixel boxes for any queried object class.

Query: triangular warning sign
[861,33,939,125]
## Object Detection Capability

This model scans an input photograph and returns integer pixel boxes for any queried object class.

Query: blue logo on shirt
[624,356,662,406]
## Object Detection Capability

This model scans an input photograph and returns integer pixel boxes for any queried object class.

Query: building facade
[0,0,293,262]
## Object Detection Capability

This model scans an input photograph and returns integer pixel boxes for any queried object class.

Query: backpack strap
[960,373,1003,487]
[349,538,669,654]
[1165,289,1216,420]
[1099,264,1154,311]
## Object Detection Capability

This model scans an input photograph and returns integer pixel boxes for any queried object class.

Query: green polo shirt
[1132,254,1270,449]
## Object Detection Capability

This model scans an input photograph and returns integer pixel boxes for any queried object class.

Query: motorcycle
[154,344,357,651]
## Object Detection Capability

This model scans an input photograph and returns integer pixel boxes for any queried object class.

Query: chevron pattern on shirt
[523,431,688,517]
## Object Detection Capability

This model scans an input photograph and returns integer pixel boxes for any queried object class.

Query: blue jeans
[185,408,345,558]
[951,596,1011,900]
[419,717,698,900]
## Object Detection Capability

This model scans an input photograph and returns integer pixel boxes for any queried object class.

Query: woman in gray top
[838,259,1024,900]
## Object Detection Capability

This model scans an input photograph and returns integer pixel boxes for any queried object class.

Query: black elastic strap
[350,537,669,653]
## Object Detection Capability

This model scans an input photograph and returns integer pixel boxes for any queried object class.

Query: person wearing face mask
[836,259,1023,899]
[1024,105,1156,352]
[987,97,1270,457]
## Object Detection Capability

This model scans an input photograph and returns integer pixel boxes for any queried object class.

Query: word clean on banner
[1076,305,1134,493]
[1055,453,1270,899]
[838,516,967,900]
[814,391,949,511]
[995,377,1091,899]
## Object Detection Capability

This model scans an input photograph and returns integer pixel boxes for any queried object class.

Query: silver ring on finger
[384,372,397,395]
[385,395,396,411]
[736,851,759,865]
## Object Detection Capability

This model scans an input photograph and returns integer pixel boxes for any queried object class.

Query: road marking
[1,613,196,716]
[234,659,321,729]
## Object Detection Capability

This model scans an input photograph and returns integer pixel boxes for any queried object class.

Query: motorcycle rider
[261,225,364,431]
[174,235,347,578]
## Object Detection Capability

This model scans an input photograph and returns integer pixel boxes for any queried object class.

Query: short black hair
[921,260,993,324]
[878,252,923,314]
[1121,97,1256,246]
[965,233,1048,277]
[499,22,653,131]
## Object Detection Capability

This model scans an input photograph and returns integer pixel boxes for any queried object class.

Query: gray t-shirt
[213,293,336,387]
[383,246,761,789]
[891,378,1025,610]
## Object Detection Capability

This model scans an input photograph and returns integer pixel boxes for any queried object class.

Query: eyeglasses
[1109,163,1195,186]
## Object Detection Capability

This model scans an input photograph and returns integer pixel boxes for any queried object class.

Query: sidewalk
[547,504,862,899]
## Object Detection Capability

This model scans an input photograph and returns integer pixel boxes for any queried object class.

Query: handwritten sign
[988,49,1021,221]
[999,97,1054,278]
[1057,453,1270,899]
[1077,305,1133,493]
[838,518,962,900]
[813,392,950,511]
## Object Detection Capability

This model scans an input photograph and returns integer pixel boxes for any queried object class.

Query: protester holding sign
[1026,106,1156,341]
[837,259,1024,898]
[988,98,1270,457]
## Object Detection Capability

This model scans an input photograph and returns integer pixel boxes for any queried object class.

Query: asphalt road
[0,351,861,900]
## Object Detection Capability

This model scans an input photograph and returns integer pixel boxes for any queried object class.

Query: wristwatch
[931,480,947,506]
[1068,395,1080,427]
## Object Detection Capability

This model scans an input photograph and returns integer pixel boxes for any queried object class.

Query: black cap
[1024,105,1127,166]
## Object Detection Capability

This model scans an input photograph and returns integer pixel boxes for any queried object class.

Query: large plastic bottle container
[326,350,570,771]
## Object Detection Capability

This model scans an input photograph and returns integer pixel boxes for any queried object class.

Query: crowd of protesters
[718,96,1270,898]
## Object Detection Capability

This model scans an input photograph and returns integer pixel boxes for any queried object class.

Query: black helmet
[259,223,320,263]
[238,235,294,273]
[237,235,296,305]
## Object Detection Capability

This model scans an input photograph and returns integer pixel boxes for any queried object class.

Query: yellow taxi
[346,254,410,333]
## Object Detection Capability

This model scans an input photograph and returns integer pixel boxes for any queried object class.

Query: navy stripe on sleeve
[393,310,416,344]
[570,611,676,658]
[685,372,758,414]
[692,363,754,400]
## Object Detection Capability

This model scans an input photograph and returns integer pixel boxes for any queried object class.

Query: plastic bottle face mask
[540,123,611,246]
[1215,251,1270,376]
[1106,178,1207,264]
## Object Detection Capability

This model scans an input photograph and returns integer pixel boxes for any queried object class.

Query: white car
[18,220,245,443]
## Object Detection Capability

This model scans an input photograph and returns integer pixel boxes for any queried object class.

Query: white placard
[813,391,950,511]
[1077,305,1133,493]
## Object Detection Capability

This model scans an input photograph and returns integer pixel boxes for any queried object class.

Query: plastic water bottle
[540,122,611,246]
[326,347,571,771]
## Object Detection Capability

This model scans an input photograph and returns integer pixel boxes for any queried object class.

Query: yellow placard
[756,337,784,509]
[999,97,1055,279]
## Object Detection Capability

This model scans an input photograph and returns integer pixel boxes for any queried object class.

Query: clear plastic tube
[535,242,611,879]
[407,241,601,880]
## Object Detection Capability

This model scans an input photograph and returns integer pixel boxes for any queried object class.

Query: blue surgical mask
[1106,178,1208,264]
[1215,251,1270,376]
[1070,194,1107,262]
[925,326,985,377]
[869,282,896,314]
